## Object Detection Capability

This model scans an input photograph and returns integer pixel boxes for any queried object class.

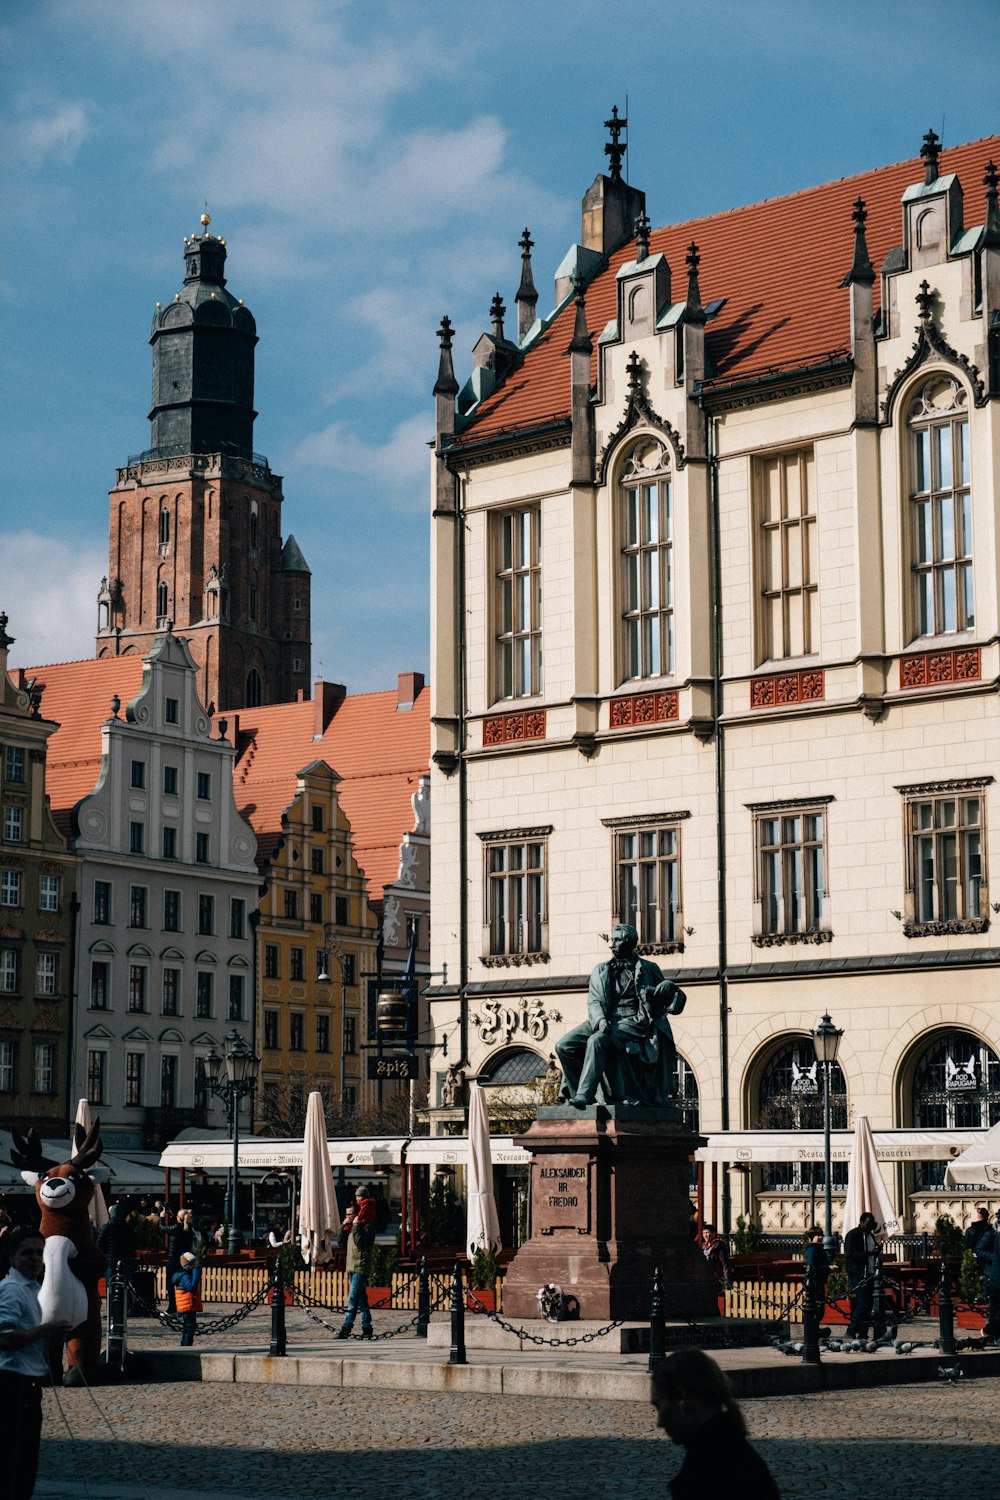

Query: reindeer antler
[11,1127,57,1173]
[70,1118,103,1170]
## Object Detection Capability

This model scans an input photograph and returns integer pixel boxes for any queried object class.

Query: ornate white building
[428,122,1000,1232]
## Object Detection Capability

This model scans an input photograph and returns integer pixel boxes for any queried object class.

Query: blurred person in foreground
[650,1348,780,1499]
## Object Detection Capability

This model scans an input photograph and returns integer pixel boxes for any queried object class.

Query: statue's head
[609,922,638,958]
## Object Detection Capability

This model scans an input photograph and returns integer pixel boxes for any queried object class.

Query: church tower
[96,215,311,712]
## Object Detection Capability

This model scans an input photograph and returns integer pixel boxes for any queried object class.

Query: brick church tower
[96,215,311,711]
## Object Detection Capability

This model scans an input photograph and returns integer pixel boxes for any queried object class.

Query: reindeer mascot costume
[11,1121,109,1384]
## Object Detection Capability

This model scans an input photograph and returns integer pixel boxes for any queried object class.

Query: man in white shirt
[0,1228,71,1499]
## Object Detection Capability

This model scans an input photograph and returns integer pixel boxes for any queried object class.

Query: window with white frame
[1,869,21,907]
[87,1049,107,1106]
[4,805,23,843]
[606,813,686,950]
[228,973,245,1021]
[35,951,58,996]
[5,746,25,784]
[0,1040,15,1092]
[0,947,18,992]
[162,967,180,1015]
[908,376,972,638]
[32,1042,55,1094]
[481,828,550,960]
[752,800,831,944]
[90,960,110,1009]
[125,1051,144,1107]
[494,506,542,700]
[900,778,988,935]
[756,447,817,662]
[619,441,674,681]
[93,879,111,924]
[39,873,60,912]
[160,1053,178,1108]
[196,971,214,1019]
[128,964,147,1012]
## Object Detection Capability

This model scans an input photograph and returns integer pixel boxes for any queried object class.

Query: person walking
[0,1228,72,1499]
[974,1209,1000,1344]
[172,1251,202,1347]
[650,1348,780,1498]
[844,1210,884,1339]
[337,1186,376,1340]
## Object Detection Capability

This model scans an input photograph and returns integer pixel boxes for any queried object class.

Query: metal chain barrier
[126,1278,271,1337]
[293,1285,425,1342]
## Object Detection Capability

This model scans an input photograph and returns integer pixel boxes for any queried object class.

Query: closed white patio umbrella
[841,1114,901,1237]
[75,1098,109,1229]
[466,1084,501,1260]
[944,1120,1000,1187]
[298,1091,340,1265]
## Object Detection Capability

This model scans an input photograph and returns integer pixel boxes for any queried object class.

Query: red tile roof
[454,134,1000,446]
[26,656,146,834]
[230,686,430,900]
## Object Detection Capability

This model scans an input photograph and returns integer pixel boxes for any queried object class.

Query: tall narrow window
[909,377,972,638]
[129,886,148,928]
[4,805,23,843]
[0,947,18,992]
[610,816,684,949]
[32,1043,55,1094]
[128,964,148,1012]
[620,443,674,680]
[163,889,181,931]
[159,506,170,548]
[125,1052,144,1107]
[482,829,549,959]
[1,869,21,907]
[162,968,180,1015]
[753,801,830,944]
[35,952,58,996]
[228,974,245,1021]
[93,880,111,923]
[39,874,60,912]
[88,1049,107,1106]
[264,944,279,979]
[196,971,214,1018]
[0,1040,15,1092]
[901,779,988,934]
[495,506,541,699]
[160,1054,177,1108]
[264,1010,280,1050]
[198,894,214,934]
[757,448,817,661]
[90,961,110,1009]
[156,580,169,620]
[230,898,245,939]
[5,747,25,783]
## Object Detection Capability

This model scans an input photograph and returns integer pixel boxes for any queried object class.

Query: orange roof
[230,685,430,900]
[455,134,1000,445]
[26,656,146,834]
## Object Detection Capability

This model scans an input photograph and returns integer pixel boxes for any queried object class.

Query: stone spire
[433,316,459,399]
[916,279,935,324]
[433,316,458,514]
[566,276,594,485]
[684,242,706,323]
[634,212,651,264]
[604,105,627,180]
[490,293,507,343]
[982,160,1000,251]
[583,106,645,255]
[845,197,876,285]
[920,128,942,185]
[515,229,539,341]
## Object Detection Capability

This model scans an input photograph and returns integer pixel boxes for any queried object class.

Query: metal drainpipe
[456,472,469,1070]
[65,891,81,1131]
[706,409,732,1236]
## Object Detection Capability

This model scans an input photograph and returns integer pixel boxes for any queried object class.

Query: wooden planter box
[468,1289,496,1311]
[267,1287,294,1306]
[957,1308,984,1329]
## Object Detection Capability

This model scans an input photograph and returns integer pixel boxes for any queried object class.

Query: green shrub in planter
[731,1215,764,1254]
[278,1240,304,1283]
[932,1214,964,1258]
[369,1243,399,1287]
[826,1258,849,1299]
[471,1248,498,1290]
[959,1247,984,1307]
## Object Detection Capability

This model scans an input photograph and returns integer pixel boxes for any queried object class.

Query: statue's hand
[596,1018,610,1034]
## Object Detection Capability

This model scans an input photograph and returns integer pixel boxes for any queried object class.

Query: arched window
[910,1029,1000,1187]
[156,580,169,620]
[483,1049,548,1085]
[159,507,170,548]
[246,669,263,707]
[908,376,972,638]
[756,1037,847,1191]
[249,504,259,554]
[618,439,673,681]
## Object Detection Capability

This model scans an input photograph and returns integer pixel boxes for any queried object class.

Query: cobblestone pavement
[33,1369,1000,1500]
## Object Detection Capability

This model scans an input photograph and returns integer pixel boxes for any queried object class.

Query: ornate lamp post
[812,1012,843,1255]
[206,1029,261,1254]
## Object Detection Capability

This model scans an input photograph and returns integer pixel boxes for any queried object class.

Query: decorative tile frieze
[903,917,989,938]
[483,709,546,746]
[751,929,833,948]
[479,951,551,968]
[899,646,981,689]
[750,669,824,709]
[609,690,679,728]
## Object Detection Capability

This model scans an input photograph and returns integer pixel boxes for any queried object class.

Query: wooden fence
[723,1280,804,1320]
[150,1266,501,1310]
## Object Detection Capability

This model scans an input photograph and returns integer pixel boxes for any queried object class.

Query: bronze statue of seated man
[554,923,686,1108]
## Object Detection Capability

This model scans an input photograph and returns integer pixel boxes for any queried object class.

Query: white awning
[694,1128,984,1164]
[158,1134,532,1172]
[944,1120,1000,1186]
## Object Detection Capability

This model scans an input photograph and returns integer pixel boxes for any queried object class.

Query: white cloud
[0,533,105,667]
[292,412,431,514]
[1,100,92,169]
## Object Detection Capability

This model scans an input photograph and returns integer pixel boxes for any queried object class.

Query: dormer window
[908,377,972,639]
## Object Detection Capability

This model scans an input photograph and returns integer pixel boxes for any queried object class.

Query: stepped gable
[24,655,146,833]
[228,681,430,901]
[454,133,1000,445]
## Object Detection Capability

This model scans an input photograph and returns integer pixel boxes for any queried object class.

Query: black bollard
[872,1256,886,1338]
[449,1259,467,1365]
[106,1260,128,1374]
[937,1257,956,1356]
[801,1261,821,1366]
[648,1266,665,1372]
[417,1255,431,1339]
[270,1254,287,1358]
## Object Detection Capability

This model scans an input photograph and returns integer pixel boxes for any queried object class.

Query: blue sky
[1,0,998,689]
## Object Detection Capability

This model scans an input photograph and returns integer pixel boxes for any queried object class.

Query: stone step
[425,1315,781,1352]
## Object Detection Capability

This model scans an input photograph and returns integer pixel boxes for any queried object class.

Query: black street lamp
[205,1029,261,1254]
[812,1012,844,1255]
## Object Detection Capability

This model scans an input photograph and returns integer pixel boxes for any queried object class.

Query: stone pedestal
[502,1105,717,1321]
